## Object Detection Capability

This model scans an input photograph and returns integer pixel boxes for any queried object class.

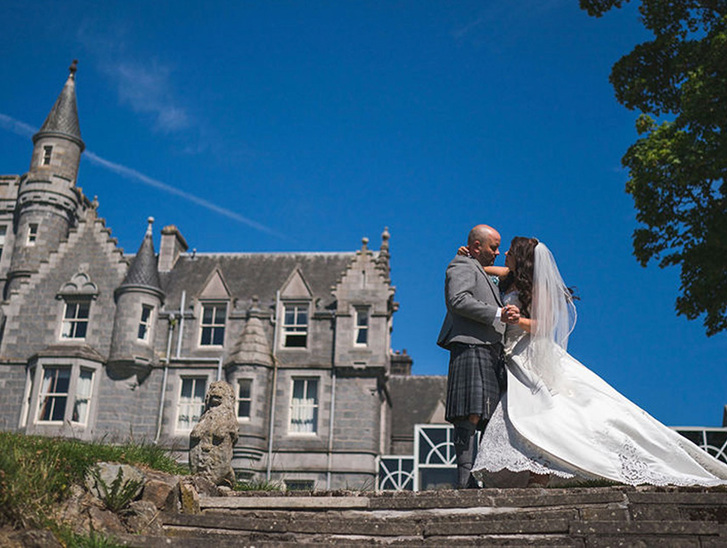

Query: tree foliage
[581,0,727,335]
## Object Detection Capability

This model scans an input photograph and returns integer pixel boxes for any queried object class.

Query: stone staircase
[122,486,727,546]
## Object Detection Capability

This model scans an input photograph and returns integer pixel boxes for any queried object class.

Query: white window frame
[0,225,7,260]
[354,306,370,346]
[60,299,91,340]
[289,377,319,435]
[199,302,227,347]
[176,376,208,433]
[236,378,253,422]
[36,365,71,423]
[42,145,53,165]
[29,361,99,428]
[138,304,154,342]
[27,223,38,246]
[281,302,309,349]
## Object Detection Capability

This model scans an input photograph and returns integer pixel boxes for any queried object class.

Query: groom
[437,224,519,489]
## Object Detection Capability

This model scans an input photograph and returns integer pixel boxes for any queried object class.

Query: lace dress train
[472,295,727,487]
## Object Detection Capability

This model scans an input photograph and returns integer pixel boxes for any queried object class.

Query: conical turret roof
[33,60,84,150]
[121,218,162,292]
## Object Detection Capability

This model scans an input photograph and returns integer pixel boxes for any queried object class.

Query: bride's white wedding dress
[472,250,727,487]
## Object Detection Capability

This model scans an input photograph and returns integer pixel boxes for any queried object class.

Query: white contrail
[0,112,281,237]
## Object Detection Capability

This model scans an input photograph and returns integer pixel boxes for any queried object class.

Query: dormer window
[27,224,38,246]
[354,307,369,346]
[42,146,53,166]
[61,300,90,340]
[282,303,308,348]
[57,272,99,341]
[200,303,226,346]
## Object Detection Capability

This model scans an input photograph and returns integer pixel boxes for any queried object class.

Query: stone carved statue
[189,381,239,487]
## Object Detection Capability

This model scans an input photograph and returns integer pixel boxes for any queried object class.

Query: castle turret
[108,217,165,381]
[5,61,85,296]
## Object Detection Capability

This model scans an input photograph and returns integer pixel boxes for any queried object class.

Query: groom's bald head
[468,224,501,267]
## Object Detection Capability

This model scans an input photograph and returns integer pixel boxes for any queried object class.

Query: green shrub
[88,467,144,513]
[0,432,186,529]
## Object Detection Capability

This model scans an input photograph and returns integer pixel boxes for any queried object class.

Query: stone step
[163,507,581,535]
[149,487,727,547]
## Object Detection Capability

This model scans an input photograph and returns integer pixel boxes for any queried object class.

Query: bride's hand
[457,246,470,257]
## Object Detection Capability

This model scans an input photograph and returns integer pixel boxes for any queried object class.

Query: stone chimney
[158,225,188,271]
[390,349,413,376]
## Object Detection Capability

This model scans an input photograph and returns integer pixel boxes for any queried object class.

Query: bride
[470,237,727,487]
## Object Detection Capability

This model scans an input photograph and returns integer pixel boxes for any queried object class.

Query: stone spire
[377,227,391,281]
[228,299,273,366]
[120,217,162,292]
[33,59,84,150]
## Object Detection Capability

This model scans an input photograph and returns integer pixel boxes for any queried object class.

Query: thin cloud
[0,112,280,237]
[0,113,37,138]
[108,61,191,133]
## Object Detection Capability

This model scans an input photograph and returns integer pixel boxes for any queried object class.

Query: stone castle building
[0,63,448,490]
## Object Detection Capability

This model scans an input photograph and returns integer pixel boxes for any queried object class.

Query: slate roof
[160,252,359,311]
[34,62,83,148]
[388,375,448,440]
[121,222,162,291]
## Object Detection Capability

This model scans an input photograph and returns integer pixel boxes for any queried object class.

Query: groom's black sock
[454,420,478,489]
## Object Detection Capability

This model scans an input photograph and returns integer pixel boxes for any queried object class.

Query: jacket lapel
[475,260,503,306]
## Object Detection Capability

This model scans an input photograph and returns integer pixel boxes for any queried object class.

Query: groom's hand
[502,305,520,324]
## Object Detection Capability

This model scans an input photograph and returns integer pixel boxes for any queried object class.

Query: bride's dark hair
[500,236,539,317]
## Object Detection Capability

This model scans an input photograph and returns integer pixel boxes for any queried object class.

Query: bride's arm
[455,247,510,279]
[518,317,534,333]
[484,266,509,279]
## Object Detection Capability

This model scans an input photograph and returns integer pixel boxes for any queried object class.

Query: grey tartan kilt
[445,343,506,423]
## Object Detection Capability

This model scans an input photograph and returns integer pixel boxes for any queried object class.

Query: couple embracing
[438,224,727,489]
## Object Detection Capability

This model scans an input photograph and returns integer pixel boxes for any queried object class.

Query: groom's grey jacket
[437,255,505,349]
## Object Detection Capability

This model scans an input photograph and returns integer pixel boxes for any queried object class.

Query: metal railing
[377,424,727,492]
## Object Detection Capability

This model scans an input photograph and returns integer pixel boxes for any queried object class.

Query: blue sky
[1,1,725,427]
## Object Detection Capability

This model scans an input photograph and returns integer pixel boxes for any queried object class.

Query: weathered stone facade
[0,64,436,490]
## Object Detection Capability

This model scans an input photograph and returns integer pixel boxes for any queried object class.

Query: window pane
[284,309,295,324]
[38,367,71,422]
[54,368,71,393]
[214,305,227,323]
[72,369,94,424]
[356,328,368,345]
[238,400,251,418]
[290,378,318,433]
[75,322,88,339]
[293,379,304,400]
[178,377,207,430]
[306,379,318,400]
[64,303,77,319]
[200,304,226,346]
[297,309,308,325]
[76,303,90,319]
[194,379,207,400]
[238,380,251,399]
[181,378,193,399]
